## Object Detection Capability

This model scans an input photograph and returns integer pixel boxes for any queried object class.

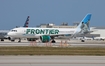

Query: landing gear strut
[18,38,21,42]
[51,36,56,43]
[81,35,85,42]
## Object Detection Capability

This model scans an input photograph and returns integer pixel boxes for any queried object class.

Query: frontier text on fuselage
[26,29,59,35]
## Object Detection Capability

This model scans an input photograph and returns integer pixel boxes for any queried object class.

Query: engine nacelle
[40,35,51,43]
[8,37,15,42]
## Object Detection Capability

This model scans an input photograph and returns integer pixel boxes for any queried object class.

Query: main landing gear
[81,36,85,42]
[51,39,56,43]
[81,39,85,42]
[51,36,56,43]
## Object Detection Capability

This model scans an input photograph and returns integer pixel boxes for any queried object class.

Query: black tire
[18,41,21,42]
[1,39,4,41]
[81,40,85,42]
[8,37,11,40]
[51,40,56,43]
[11,40,15,42]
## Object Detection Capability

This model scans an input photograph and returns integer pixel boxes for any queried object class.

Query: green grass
[0,46,105,55]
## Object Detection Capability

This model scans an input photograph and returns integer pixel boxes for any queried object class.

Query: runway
[0,56,105,66]
[0,40,105,66]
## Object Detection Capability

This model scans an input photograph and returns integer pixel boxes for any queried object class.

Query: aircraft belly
[22,34,39,38]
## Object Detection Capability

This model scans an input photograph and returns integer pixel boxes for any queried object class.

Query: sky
[0,0,105,30]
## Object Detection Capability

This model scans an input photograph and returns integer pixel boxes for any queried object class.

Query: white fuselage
[7,14,92,39]
[7,27,78,38]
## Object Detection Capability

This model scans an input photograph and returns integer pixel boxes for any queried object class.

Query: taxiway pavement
[0,39,105,47]
[0,56,105,66]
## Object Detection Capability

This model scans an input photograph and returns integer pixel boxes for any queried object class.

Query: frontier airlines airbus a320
[7,14,92,43]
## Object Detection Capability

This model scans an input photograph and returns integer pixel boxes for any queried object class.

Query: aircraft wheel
[18,40,21,42]
[51,40,56,43]
[18,38,21,42]
[1,39,4,41]
[11,40,15,42]
[8,37,11,40]
[81,40,85,42]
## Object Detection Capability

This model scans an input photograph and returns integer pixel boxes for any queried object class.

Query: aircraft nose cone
[7,32,12,36]
[7,32,10,36]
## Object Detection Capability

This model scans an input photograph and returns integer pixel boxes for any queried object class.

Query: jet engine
[40,35,51,43]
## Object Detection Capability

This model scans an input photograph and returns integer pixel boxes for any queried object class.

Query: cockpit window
[11,30,17,32]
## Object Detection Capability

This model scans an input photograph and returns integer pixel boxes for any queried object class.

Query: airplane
[0,16,30,42]
[0,30,10,41]
[10,16,30,42]
[7,13,92,43]
[94,37,105,41]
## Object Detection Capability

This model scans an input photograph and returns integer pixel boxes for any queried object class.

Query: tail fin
[77,14,92,34]
[23,16,30,27]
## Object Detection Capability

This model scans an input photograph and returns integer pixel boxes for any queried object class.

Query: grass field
[0,46,105,55]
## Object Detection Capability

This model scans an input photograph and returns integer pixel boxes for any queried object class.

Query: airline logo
[23,16,29,27]
[26,29,59,35]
